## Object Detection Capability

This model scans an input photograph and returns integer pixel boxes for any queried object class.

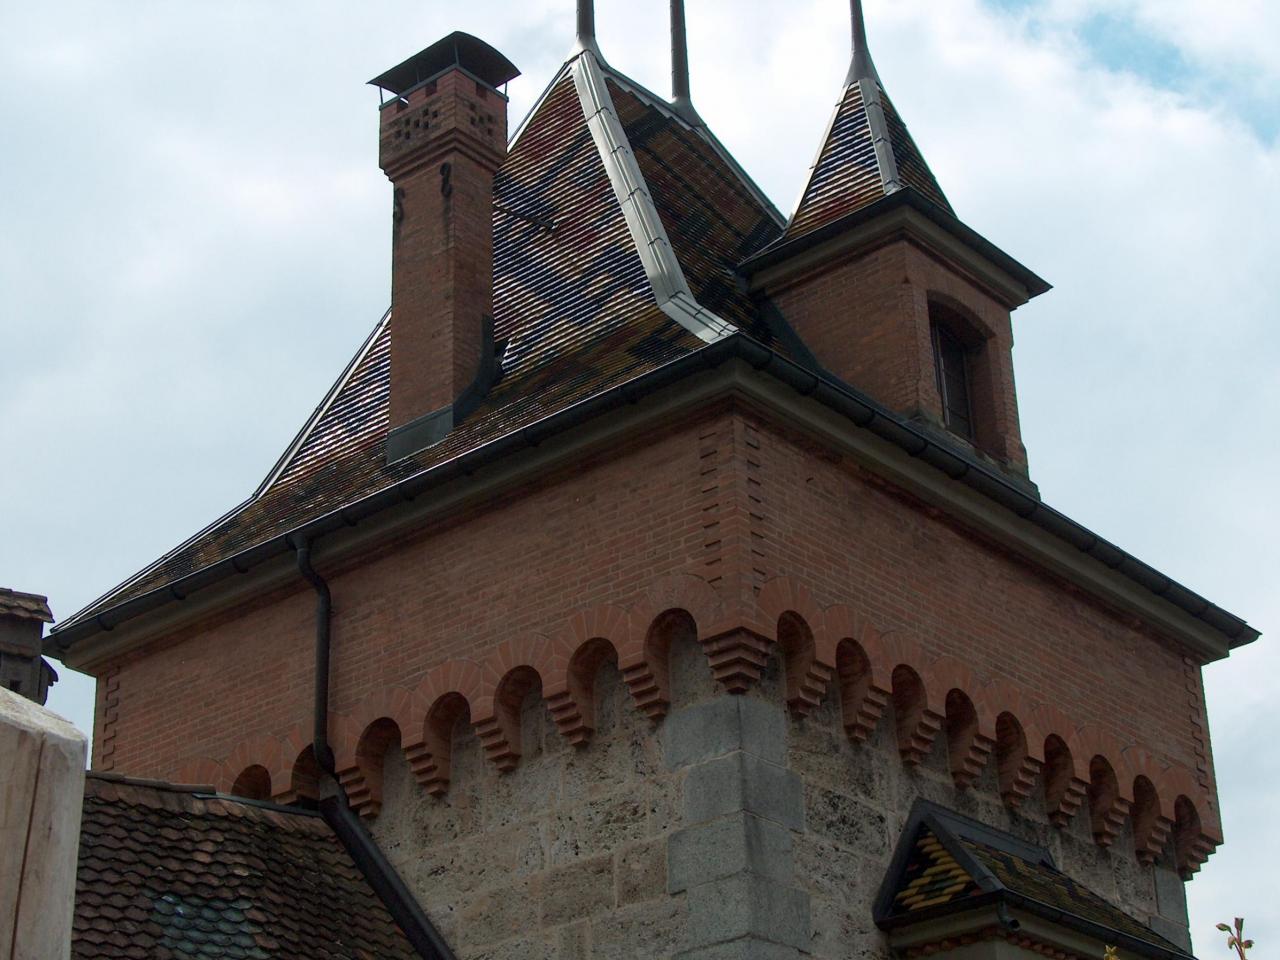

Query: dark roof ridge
[86,769,216,794]
[85,769,324,820]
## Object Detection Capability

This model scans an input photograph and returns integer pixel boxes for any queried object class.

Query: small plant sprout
[1215,918,1253,960]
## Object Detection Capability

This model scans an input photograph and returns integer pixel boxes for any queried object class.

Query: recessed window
[931,319,974,441]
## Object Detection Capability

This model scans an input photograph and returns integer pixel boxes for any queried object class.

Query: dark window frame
[931,317,976,441]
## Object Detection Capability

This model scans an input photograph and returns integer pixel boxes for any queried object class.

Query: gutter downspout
[290,536,457,960]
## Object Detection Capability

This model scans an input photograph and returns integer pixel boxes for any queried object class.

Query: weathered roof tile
[74,773,418,960]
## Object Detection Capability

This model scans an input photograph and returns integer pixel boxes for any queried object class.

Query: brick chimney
[0,587,57,705]
[370,33,520,461]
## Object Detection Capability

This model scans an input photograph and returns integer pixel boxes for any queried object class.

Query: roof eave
[48,334,1257,667]
[742,188,1052,308]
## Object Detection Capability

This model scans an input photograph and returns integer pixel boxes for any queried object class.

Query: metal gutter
[48,333,1257,657]
[291,535,455,960]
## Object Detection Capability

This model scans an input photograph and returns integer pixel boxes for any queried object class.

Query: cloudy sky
[2,0,1274,951]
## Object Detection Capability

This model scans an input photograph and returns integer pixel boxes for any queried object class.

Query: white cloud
[2,0,1274,953]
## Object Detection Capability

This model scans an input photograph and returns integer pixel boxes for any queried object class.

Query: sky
[1,0,1275,953]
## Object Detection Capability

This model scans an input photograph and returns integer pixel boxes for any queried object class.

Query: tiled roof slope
[607,76,782,337]
[785,78,951,242]
[74,773,417,959]
[880,808,1190,960]
[57,51,776,630]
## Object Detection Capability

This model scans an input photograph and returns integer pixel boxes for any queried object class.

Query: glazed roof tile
[57,53,751,627]
[784,78,950,242]
[73,773,417,959]
[878,805,1190,960]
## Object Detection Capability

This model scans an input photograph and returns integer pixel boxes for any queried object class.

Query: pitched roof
[74,773,418,959]
[54,48,783,635]
[876,803,1191,960]
[0,587,54,623]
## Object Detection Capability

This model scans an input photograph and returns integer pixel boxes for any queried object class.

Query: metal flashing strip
[857,76,902,195]
[571,51,735,344]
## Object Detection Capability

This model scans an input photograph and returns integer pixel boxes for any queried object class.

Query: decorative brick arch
[889,663,941,766]
[338,684,417,817]
[755,578,837,718]
[278,744,321,808]
[975,679,1043,809]
[624,574,722,717]
[1125,745,1177,855]
[221,732,287,796]
[824,605,893,744]
[400,658,483,796]
[231,764,272,801]
[1081,743,1131,849]
[929,656,994,789]
[174,756,222,790]
[879,635,942,765]
[473,636,554,772]
[273,723,319,806]
[1168,783,1221,878]
[545,603,629,744]
[1034,706,1087,828]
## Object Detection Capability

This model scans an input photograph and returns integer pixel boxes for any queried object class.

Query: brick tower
[50,3,1256,958]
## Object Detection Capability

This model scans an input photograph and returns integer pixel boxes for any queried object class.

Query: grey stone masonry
[665,695,811,958]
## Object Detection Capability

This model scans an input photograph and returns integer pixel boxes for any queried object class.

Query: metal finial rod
[577,0,596,49]
[846,0,878,85]
[671,0,692,107]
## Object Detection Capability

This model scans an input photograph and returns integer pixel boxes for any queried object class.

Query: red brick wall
[771,240,1029,471]
[92,404,1217,868]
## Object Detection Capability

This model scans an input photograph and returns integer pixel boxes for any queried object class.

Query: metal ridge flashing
[570,49,736,343]
[49,334,1258,659]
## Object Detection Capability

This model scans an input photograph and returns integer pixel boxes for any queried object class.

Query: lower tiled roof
[74,773,417,960]
[879,805,1190,960]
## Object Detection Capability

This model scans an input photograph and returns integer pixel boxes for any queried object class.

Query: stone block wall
[363,636,1190,958]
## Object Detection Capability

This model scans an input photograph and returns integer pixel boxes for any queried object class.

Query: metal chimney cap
[369,31,521,96]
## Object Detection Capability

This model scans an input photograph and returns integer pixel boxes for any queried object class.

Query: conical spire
[782,0,952,241]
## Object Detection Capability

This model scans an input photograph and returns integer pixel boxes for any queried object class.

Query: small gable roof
[875,802,1192,960]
